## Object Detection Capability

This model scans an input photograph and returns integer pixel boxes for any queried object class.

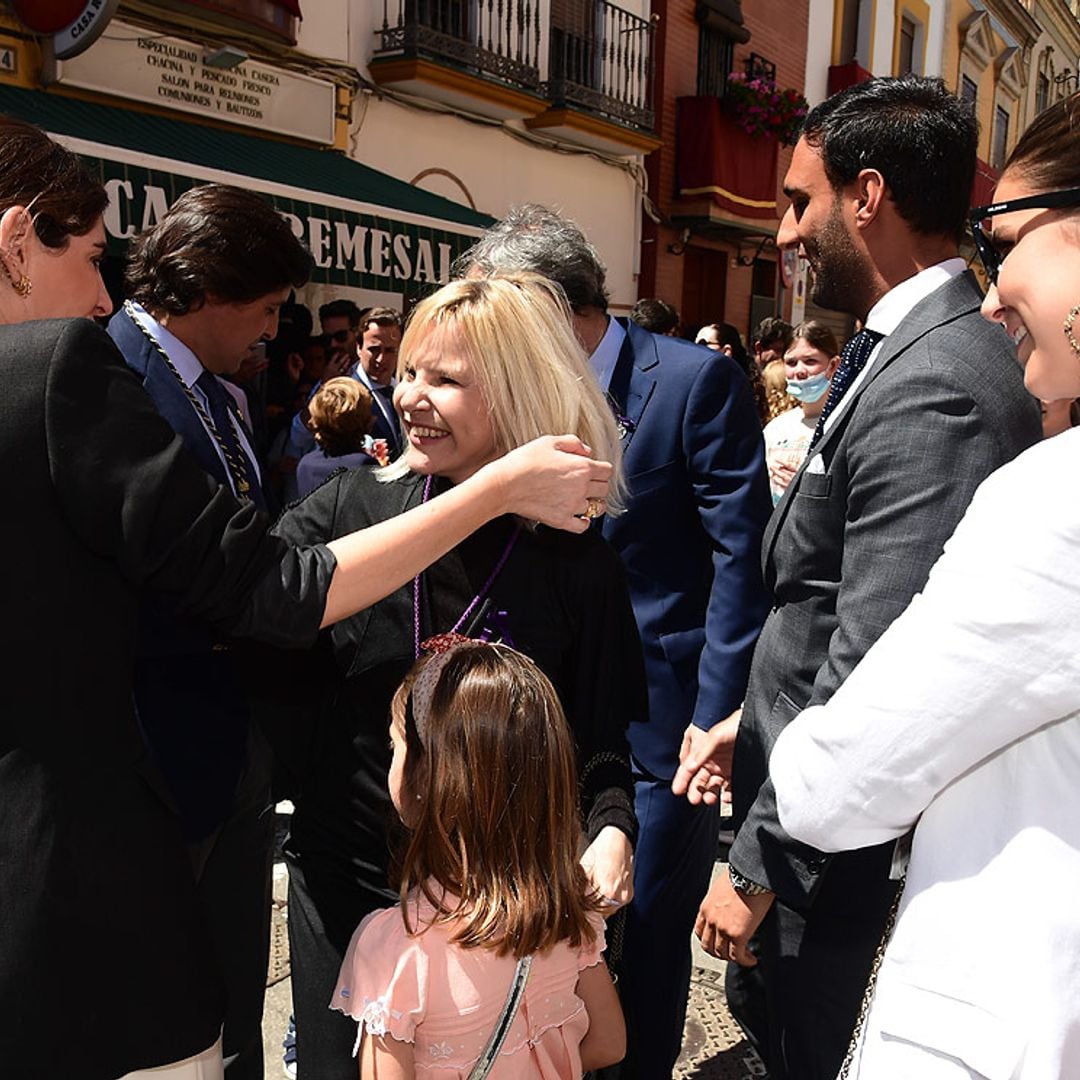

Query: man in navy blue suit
[108,184,314,1080]
[462,206,772,1077]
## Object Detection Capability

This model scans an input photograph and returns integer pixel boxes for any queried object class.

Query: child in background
[332,637,626,1079]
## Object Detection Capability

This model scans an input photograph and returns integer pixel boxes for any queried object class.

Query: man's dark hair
[754,316,794,350]
[126,184,314,315]
[455,204,609,313]
[630,298,680,335]
[319,298,362,328]
[802,76,978,240]
[362,305,402,331]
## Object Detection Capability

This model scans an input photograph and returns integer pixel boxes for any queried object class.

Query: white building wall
[805,0,836,104]
[352,95,643,309]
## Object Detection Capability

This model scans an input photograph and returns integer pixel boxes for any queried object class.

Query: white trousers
[120,1037,224,1080]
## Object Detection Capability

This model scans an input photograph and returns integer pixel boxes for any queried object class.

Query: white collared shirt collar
[822,257,967,436]
[589,315,627,393]
[127,301,206,389]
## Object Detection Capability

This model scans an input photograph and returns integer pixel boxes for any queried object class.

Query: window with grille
[1036,72,1050,115]
[897,16,916,75]
[698,26,733,97]
[992,105,1010,170]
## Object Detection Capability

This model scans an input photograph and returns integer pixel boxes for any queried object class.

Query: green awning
[0,83,492,292]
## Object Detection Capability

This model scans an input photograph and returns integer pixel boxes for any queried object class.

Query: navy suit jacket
[108,306,253,839]
[603,319,771,779]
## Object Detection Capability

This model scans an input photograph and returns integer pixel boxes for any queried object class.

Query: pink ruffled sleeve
[331,905,428,1055]
[577,912,608,970]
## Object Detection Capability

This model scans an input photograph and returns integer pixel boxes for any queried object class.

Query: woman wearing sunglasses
[767,94,1080,1077]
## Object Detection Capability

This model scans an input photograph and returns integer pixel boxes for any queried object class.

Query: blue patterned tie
[810,328,885,448]
[195,371,264,509]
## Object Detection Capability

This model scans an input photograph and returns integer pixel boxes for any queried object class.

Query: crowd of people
[1,72,1078,1080]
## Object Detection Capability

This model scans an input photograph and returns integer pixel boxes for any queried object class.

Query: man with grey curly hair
[459,204,772,1078]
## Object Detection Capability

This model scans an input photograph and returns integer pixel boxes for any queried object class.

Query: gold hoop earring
[1066,303,1080,360]
[0,256,31,298]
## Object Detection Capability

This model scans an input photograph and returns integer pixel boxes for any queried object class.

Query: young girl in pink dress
[332,637,626,1079]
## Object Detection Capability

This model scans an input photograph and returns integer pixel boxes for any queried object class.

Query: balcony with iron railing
[374,0,543,95]
[370,0,658,151]
[543,0,654,131]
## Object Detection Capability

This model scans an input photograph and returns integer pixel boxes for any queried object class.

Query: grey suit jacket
[730,270,1042,910]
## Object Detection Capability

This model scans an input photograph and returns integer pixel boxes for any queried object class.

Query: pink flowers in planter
[724,72,808,145]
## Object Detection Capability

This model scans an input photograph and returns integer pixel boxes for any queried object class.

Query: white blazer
[771,428,1080,1080]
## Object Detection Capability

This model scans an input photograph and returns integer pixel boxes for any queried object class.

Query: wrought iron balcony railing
[375,0,542,93]
[545,0,654,130]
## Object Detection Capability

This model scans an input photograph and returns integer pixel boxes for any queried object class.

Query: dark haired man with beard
[674,76,1040,1079]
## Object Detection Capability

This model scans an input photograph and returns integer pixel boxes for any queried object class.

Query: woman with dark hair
[0,116,612,1080]
[769,94,1080,1077]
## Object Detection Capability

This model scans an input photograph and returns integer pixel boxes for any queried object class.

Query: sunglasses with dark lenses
[329,328,353,343]
[969,187,1080,284]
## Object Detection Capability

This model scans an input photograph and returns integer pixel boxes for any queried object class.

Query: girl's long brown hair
[390,644,604,958]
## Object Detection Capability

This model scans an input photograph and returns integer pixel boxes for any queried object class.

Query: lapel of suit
[108,307,232,489]
[610,318,659,453]
[762,270,985,576]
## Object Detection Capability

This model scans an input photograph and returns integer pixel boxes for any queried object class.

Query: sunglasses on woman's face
[969,187,1080,284]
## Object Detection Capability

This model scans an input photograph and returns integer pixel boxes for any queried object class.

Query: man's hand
[580,825,634,913]
[695,872,773,966]
[491,435,612,533]
[672,709,741,805]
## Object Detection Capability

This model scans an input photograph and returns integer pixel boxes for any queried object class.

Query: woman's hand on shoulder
[580,825,634,912]
[485,435,612,533]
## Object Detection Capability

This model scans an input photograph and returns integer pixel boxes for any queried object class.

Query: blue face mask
[786,372,831,404]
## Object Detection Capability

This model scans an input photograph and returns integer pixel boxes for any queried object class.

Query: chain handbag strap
[466,954,533,1080]
[124,302,254,500]
[837,874,906,1079]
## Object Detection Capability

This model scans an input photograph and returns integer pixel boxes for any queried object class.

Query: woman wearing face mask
[0,116,612,1080]
[274,273,645,1080]
[766,94,1080,1078]
[761,320,840,503]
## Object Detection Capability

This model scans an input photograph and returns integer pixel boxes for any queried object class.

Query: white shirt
[822,258,967,436]
[127,302,262,498]
[771,428,1080,1078]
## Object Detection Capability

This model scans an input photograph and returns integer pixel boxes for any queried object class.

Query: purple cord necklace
[413,474,522,659]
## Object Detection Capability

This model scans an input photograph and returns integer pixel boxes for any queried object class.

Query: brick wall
[641,0,810,341]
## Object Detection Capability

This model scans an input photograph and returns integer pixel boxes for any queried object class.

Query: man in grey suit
[675,76,1041,1079]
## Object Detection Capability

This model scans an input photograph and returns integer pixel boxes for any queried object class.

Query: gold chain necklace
[124,302,252,499]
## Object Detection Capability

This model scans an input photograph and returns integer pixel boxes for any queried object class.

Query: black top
[274,469,646,934]
[0,319,334,1079]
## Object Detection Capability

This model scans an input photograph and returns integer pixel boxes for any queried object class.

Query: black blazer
[0,319,332,1078]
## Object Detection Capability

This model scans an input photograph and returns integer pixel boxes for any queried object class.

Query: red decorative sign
[12,0,87,33]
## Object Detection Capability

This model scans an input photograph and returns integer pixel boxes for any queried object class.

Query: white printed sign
[45,20,336,144]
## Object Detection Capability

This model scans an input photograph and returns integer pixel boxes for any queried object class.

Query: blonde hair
[379,273,625,509]
[761,358,798,423]
[307,377,373,456]
[390,643,603,958]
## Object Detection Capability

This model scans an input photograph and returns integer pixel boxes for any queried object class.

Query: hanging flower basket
[724,72,808,146]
